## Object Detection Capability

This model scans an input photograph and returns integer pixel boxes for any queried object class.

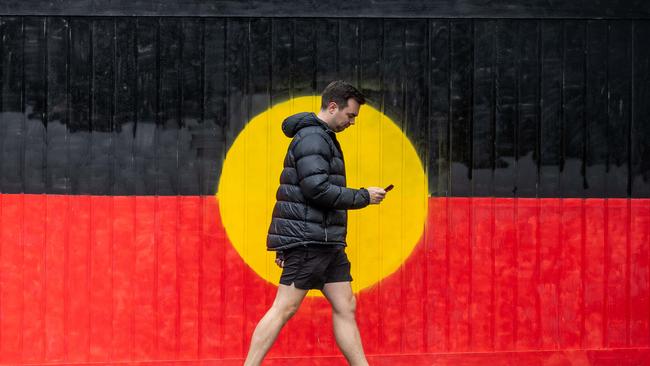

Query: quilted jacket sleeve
[293,133,370,210]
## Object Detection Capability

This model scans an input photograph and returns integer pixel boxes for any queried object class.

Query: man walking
[243,81,386,366]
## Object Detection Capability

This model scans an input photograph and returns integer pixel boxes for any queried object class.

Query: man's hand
[275,252,284,268]
[366,187,386,204]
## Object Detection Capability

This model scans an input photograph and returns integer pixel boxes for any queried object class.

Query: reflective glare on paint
[217,96,428,296]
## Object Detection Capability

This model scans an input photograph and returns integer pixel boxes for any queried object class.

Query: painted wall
[0,13,649,365]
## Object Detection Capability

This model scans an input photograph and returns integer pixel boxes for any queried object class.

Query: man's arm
[293,133,370,210]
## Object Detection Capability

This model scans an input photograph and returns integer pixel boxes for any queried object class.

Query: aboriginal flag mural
[0,13,650,366]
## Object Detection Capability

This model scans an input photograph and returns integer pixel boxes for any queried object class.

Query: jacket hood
[281,112,330,137]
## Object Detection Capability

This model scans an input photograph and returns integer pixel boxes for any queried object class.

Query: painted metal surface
[1,13,650,366]
[0,17,649,197]
[0,194,649,364]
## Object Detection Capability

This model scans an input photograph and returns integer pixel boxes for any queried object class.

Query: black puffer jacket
[267,112,370,251]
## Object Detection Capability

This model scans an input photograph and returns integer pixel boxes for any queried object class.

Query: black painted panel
[68,18,92,194]
[157,18,182,195]
[113,17,137,194]
[133,17,158,196]
[338,19,359,86]
[225,17,249,155]
[584,21,609,197]
[1,0,648,19]
[249,18,272,200]
[515,21,539,197]
[561,20,586,197]
[631,21,650,196]
[449,20,473,197]
[44,17,70,194]
[178,18,204,196]
[1,16,649,198]
[23,17,47,193]
[270,18,292,110]
[538,21,563,197]
[203,18,227,195]
[381,19,405,186]
[315,19,338,94]
[359,19,382,109]
[472,20,495,197]
[607,21,633,198]
[89,18,115,195]
[404,20,429,178]
[428,20,450,197]
[1,17,24,193]
[294,19,317,96]
[494,20,518,197]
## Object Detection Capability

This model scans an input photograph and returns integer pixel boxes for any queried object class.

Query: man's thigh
[321,281,355,313]
[273,282,309,309]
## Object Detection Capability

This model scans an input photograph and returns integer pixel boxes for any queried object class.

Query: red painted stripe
[559,198,583,348]
[605,199,630,347]
[112,196,135,360]
[352,200,381,355]
[630,200,650,347]
[23,194,46,362]
[67,196,91,361]
[44,195,66,361]
[425,197,449,352]
[178,196,200,359]
[156,195,179,359]
[584,199,606,348]
[494,198,516,350]
[378,213,403,353]
[469,197,494,351]
[402,206,426,354]
[514,198,540,349]
[89,196,113,360]
[0,194,23,363]
[133,196,156,359]
[448,197,471,351]
[0,194,649,364]
[200,196,224,358]
[538,198,561,349]
[221,198,245,358]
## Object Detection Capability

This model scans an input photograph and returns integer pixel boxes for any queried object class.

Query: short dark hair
[320,80,366,110]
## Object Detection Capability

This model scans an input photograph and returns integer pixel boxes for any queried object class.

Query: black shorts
[279,245,352,290]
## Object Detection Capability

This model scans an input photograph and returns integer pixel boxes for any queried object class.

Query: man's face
[328,98,360,132]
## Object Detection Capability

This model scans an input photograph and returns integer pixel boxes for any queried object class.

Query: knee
[334,295,357,317]
[273,302,300,322]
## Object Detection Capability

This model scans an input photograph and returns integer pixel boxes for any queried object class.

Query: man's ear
[327,101,338,114]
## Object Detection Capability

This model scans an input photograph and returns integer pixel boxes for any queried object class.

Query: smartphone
[384,184,394,192]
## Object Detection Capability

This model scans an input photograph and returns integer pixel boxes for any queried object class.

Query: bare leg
[244,283,308,366]
[321,282,369,366]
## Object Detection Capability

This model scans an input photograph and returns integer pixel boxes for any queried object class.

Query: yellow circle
[217,96,427,296]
